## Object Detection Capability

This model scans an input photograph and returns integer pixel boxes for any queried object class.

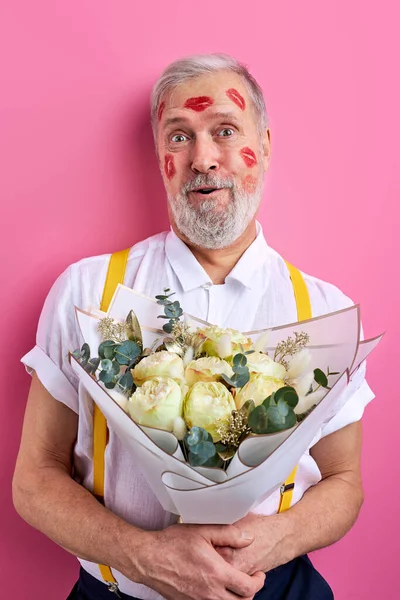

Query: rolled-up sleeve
[319,361,375,438]
[305,273,376,439]
[21,266,81,413]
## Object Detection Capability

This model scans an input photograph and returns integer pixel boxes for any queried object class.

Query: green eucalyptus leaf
[262,395,272,409]
[240,399,256,417]
[277,398,290,417]
[267,405,296,432]
[98,340,116,360]
[104,381,116,389]
[188,441,216,466]
[248,404,269,434]
[85,356,100,375]
[233,372,250,388]
[314,368,328,388]
[100,359,114,372]
[214,442,227,453]
[274,386,299,409]
[185,427,210,448]
[115,341,141,365]
[99,369,115,384]
[233,354,248,369]
[117,371,135,394]
[163,321,174,334]
[111,360,121,375]
[221,374,236,387]
[201,453,223,468]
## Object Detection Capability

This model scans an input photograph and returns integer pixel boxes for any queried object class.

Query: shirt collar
[165,222,271,292]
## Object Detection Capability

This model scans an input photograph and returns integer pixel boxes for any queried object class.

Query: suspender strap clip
[280,482,295,495]
[107,582,121,597]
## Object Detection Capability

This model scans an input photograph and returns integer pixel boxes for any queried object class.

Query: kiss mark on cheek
[158,101,165,121]
[183,96,214,111]
[240,147,258,168]
[242,175,258,194]
[226,88,246,111]
[164,154,176,180]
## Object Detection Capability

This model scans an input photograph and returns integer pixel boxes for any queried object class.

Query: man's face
[157,70,270,249]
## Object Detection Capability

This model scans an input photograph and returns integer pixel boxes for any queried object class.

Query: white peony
[184,381,236,442]
[245,352,287,379]
[132,351,184,386]
[128,377,183,431]
[184,357,234,386]
[235,374,286,410]
[197,325,253,358]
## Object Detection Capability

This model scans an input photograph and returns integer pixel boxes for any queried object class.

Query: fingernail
[241,530,254,540]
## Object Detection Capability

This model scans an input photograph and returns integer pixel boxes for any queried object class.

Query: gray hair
[150,53,268,141]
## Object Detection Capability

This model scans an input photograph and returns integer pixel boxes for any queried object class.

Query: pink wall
[1,1,397,598]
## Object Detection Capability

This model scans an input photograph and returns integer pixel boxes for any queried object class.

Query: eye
[217,128,235,137]
[171,134,188,143]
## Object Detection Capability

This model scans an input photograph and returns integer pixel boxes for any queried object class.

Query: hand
[129,522,266,600]
[215,513,292,575]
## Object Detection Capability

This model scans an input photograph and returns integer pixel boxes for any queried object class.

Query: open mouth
[192,188,221,195]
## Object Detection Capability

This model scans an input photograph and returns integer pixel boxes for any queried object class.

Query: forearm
[266,473,364,567]
[12,463,145,579]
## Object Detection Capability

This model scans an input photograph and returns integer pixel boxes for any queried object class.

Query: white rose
[132,351,184,386]
[128,377,183,431]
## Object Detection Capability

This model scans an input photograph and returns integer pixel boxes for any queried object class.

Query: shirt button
[202,282,212,289]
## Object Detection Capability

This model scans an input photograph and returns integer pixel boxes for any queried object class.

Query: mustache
[181,174,235,195]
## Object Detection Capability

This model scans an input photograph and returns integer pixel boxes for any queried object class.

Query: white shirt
[22,224,374,599]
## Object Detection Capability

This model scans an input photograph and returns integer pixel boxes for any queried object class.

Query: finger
[215,546,234,563]
[225,566,264,597]
[204,524,254,549]
[251,571,266,588]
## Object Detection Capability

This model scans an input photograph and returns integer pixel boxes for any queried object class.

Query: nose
[190,136,220,174]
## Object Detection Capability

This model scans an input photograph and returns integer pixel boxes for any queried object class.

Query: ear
[261,128,271,170]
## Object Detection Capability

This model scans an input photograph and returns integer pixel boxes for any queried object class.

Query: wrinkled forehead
[160,71,251,116]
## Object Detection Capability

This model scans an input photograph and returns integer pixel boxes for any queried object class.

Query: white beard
[167,173,264,250]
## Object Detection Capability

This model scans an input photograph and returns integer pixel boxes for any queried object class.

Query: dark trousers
[67,557,334,600]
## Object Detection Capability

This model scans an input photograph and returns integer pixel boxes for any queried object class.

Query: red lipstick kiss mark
[183,96,214,111]
[226,88,246,111]
[158,101,165,121]
[242,175,257,194]
[240,147,257,168]
[164,154,176,180]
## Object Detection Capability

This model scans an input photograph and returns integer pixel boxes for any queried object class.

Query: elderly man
[13,54,373,600]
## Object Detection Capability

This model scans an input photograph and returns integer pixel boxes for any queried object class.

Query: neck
[173,220,258,285]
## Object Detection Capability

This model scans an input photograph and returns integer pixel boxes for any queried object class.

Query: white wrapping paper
[71,285,383,523]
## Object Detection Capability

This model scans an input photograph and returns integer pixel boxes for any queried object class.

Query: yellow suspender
[94,248,130,588]
[278,261,313,513]
[93,251,311,584]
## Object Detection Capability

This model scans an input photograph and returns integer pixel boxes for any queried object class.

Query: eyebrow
[163,111,242,130]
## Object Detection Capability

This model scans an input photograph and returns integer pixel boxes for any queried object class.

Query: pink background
[1,1,398,598]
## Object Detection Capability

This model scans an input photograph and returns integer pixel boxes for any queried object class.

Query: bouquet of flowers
[70,284,382,523]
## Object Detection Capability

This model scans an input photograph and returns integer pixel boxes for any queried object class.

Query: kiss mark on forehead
[240,147,257,168]
[226,88,246,111]
[183,96,214,111]
[158,101,165,121]
[164,154,176,180]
